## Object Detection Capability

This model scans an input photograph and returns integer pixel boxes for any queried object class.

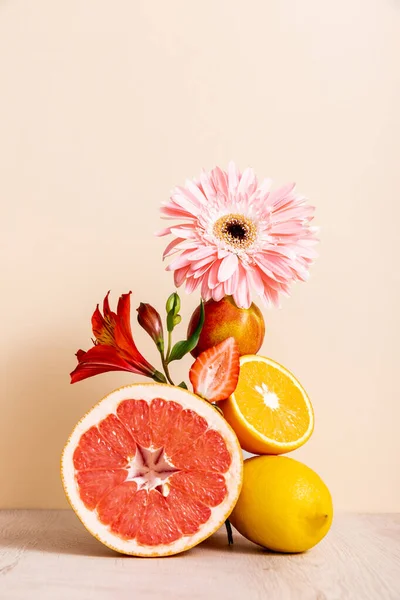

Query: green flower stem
[166,330,172,362]
[161,353,175,386]
[158,330,175,386]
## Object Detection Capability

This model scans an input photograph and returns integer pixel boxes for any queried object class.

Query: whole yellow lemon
[230,455,333,553]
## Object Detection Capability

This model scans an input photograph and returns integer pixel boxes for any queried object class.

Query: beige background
[1,0,399,511]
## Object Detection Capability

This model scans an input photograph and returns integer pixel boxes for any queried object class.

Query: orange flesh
[234,361,310,443]
[73,398,231,546]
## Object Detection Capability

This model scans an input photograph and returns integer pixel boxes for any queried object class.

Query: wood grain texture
[0,511,399,600]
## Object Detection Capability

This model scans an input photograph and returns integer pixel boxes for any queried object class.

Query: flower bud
[166,292,180,315]
[166,292,181,332]
[137,303,164,353]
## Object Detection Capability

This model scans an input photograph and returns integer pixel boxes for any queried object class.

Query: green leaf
[168,301,205,362]
[152,370,167,384]
[178,381,188,389]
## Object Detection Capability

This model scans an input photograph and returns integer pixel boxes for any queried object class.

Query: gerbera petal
[254,256,281,282]
[185,276,201,294]
[155,227,172,237]
[233,264,251,309]
[186,246,217,261]
[187,255,215,274]
[207,260,222,289]
[169,227,198,239]
[170,188,202,216]
[174,265,191,287]
[218,253,238,283]
[262,254,294,278]
[258,177,272,196]
[192,261,213,279]
[211,167,228,198]
[266,183,296,207]
[201,274,213,300]
[228,161,240,196]
[199,169,216,201]
[245,265,265,296]
[166,253,193,271]
[273,204,315,223]
[212,282,226,302]
[185,179,208,206]
[264,285,281,308]
[237,167,257,197]
[160,204,196,220]
[271,222,307,235]
[224,266,238,296]
[290,244,319,260]
[162,237,186,260]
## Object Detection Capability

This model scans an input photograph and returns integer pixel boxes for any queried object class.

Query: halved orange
[219,355,314,454]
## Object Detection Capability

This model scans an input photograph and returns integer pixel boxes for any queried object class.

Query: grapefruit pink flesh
[64,386,242,556]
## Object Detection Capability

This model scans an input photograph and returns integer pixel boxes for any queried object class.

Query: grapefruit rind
[61,383,243,557]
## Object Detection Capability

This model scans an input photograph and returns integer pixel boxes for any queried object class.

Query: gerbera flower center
[213,214,257,250]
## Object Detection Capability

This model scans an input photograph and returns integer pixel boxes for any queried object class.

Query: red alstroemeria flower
[70,292,166,384]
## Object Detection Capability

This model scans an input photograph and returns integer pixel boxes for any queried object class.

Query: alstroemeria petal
[103,291,115,320]
[91,304,114,345]
[116,292,133,338]
[70,345,140,383]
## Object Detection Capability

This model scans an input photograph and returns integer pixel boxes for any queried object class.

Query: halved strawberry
[189,338,240,403]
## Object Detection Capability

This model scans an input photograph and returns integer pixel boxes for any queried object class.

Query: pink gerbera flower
[157,162,318,309]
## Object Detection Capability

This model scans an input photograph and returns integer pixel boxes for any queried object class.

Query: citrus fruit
[220,355,314,454]
[187,296,265,357]
[189,338,240,402]
[61,383,243,557]
[230,456,333,553]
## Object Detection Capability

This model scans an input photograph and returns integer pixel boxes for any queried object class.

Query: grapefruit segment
[171,429,231,473]
[76,469,128,510]
[97,481,138,526]
[73,426,127,470]
[110,489,148,539]
[61,383,243,557]
[117,399,152,447]
[165,408,208,456]
[136,490,181,546]
[169,471,227,507]
[166,488,211,535]
[149,398,182,449]
[98,414,136,458]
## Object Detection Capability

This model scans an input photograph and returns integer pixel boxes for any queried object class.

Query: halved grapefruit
[61,383,243,556]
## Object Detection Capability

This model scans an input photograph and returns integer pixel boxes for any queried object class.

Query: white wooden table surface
[0,511,399,600]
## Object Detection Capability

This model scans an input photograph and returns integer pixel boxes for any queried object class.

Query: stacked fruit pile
[190,297,333,553]
[62,163,333,557]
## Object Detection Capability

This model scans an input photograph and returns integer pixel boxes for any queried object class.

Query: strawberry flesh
[189,337,240,403]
